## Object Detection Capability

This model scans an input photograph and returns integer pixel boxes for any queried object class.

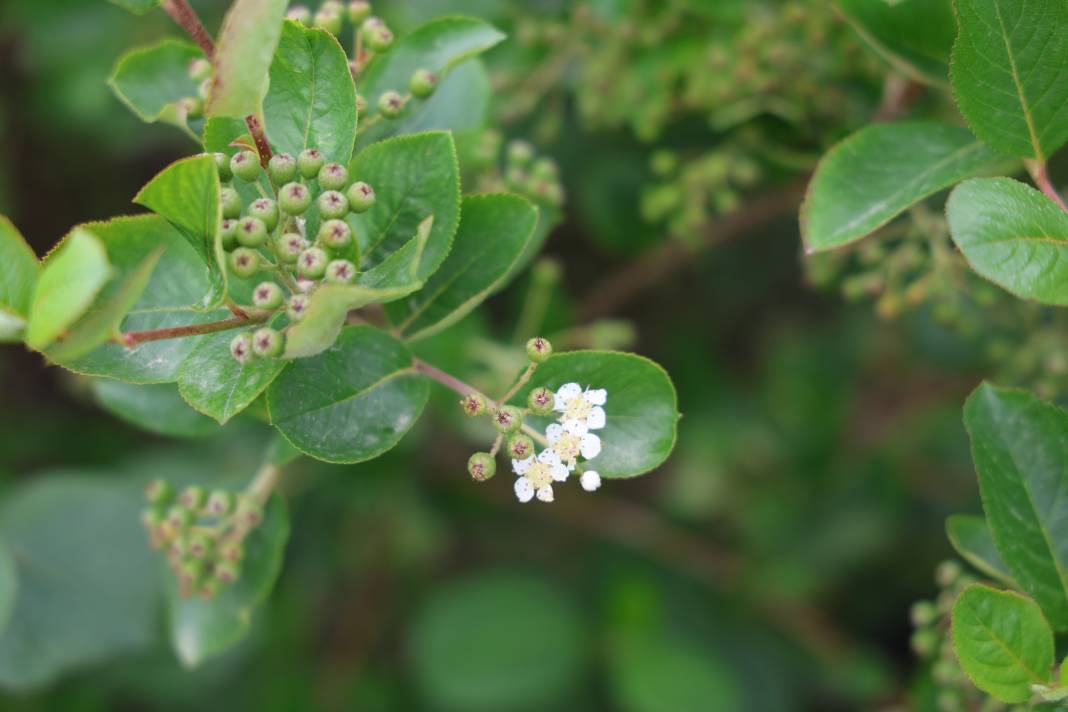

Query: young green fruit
[318,219,353,249]
[287,294,310,321]
[346,181,376,212]
[313,8,342,34]
[206,490,235,516]
[220,219,238,251]
[214,561,242,585]
[277,233,306,263]
[220,187,243,219]
[231,150,261,181]
[249,198,279,231]
[230,332,253,363]
[145,478,174,506]
[507,140,534,166]
[363,23,394,52]
[286,5,312,24]
[318,162,348,190]
[326,259,357,284]
[409,68,438,98]
[528,386,555,415]
[377,90,405,118]
[279,182,312,215]
[318,190,349,220]
[507,434,534,461]
[167,505,194,530]
[491,405,523,434]
[298,148,325,179]
[526,336,552,363]
[268,152,297,184]
[468,452,496,482]
[297,247,328,279]
[188,533,214,559]
[213,151,233,181]
[460,393,487,417]
[252,281,284,310]
[179,485,207,510]
[236,216,268,247]
[355,93,369,113]
[347,0,371,23]
[530,157,558,181]
[229,248,261,278]
[252,327,284,358]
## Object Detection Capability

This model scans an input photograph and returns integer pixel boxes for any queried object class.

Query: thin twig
[161,0,215,59]
[247,462,282,505]
[498,363,536,405]
[119,312,270,347]
[412,358,486,398]
[245,114,273,167]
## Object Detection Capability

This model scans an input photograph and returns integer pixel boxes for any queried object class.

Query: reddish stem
[1027,159,1068,214]
[413,358,483,398]
[161,0,215,59]
[120,314,267,347]
[245,114,273,167]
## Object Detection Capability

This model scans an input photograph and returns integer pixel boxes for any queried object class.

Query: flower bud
[269,152,297,184]
[167,505,194,530]
[526,336,552,363]
[318,219,352,250]
[178,558,206,588]
[229,248,261,278]
[220,187,243,219]
[188,533,214,558]
[145,478,174,505]
[318,162,349,191]
[287,294,310,321]
[213,152,233,181]
[468,452,496,481]
[377,90,405,118]
[252,327,285,358]
[252,281,284,310]
[528,386,555,415]
[236,216,268,247]
[218,541,244,563]
[230,150,261,182]
[230,331,253,363]
[206,489,235,516]
[298,148,325,179]
[313,8,342,35]
[179,485,207,510]
[188,58,212,81]
[507,434,534,461]
[326,259,357,284]
[580,470,602,492]
[279,182,312,215]
[286,5,312,24]
[235,496,263,529]
[276,233,306,264]
[346,181,376,212]
[362,20,394,52]
[317,190,349,220]
[298,247,329,279]
[409,68,438,98]
[347,0,371,23]
[491,405,523,434]
[910,600,938,627]
[934,560,962,588]
[220,218,239,251]
[460,393,487,417]
[214,561,242,585]
[250,198,279,230]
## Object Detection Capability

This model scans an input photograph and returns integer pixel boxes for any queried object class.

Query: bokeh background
[0,0,1021,709]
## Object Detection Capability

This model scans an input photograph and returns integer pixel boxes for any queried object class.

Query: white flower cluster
[513,383,606,503]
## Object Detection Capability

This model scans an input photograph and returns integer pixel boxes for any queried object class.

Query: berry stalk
[119,312,271,347]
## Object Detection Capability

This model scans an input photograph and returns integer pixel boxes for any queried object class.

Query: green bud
[252,281,284,310]
[197,578,221,599]
[507,434,534,461]
[313,9,342,35]
[230,331,253,363]
[206,490,235,516]
[347,0,371,23]
[326,259,357,284]
[179,485,207,510]
[910,628,938,657]
[252,327,284,358]
[286,5,312,24]
[235,496,264,528]
[230,150,261,182]
[218,540,243,563]
[409,68,438,98]
[229,248,261,278]
[317,190,349,220]
[249,198,279,231]
[220,219,239,251]
[268,152,297,184]
[526,336,552,363]
[491,405,523,434]
[287,294,310,321]
[236,216,268,247]
[188,58,212,81]
[297,247,328,279]
[378,91,405,118]
[214,561,242,585]
[276,233,306,263]
[167,505,194,530]
[318,162,348,190]
[935,560,962,588]
[460,393,487,417]
[507,140,534,166]
[188,533,214,559]
[528,386,555,415]
[346,181,376,212]
[178,558,206,588]
[279,182,312,215]
[298,148,325,179]
[145,478,174,505]
[910,600,938,627]
[213,152,233,181]
[362,20,394,52]
[220,187,243,219]
[318,219,352,249]
[141,507,165,530]
[468,452,496,482]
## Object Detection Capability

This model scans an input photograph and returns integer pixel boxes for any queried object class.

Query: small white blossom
[512,449,569,503]
[546,420,601,470]
[553,383,607,430]
[580,470,601,492]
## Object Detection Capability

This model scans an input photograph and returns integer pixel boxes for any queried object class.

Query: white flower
[546,420,601,470]
[580,470,601,492]
[512,449,569,503]
[553,383,607,430]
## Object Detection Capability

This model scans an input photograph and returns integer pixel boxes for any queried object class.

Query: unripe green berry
[178,558,207,588]
[346,181,376,212]
[378,90,405,118]
[252,327,284,357]
[188,58,212,81]
[910,600,938,627]
[231,150,261,181]
[206,490,235,516]
[318,219,352,249]
[298,148,325,178]
[214,561,242,585]
[287,294,310,321]
[220,187,242,219]
[218,541,244,563]
[313,9,342,34]
[318,190,349,220]
[318,162,348,190]
[286,5,311,24]
[460,393,487,417]
[252,281,284,310]
[213,152,233,181]
[355,93,369,113]
[197,578,221,599]
[141,507,165,533]
[361,18,394,51]
[230,331,253,363]
[326,259,357,284]
[236,216,268,247]
[507,434,534,461]
[279,182,312,215]
[491,405,523,434]
[229,248,261,278]
[146,478,174,506]
[530,157,558,181]
[526,336,552,363]
[268,152,297,184]
[935,560,963,588]
[910,629,938,657]
[179,485,207,510]
[347,0,371,23]
[249,198,279,230]
[468,452,496,482]
[220,219,239,251]
[188,533,214,558]
[297,247,328,279]
[167,505,194,530]
[528,386,555,415]
[409,68,438,98]
[235,496,264,528]
[507,139,534,166]
[276,233,306,263]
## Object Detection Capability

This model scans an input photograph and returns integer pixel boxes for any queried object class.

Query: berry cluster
[142,479,264,599]
[213,145,377,363]
[468,134,565,209]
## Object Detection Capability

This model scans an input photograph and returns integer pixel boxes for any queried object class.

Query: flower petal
[555,383,581,408]
[563,418,588,436]
[512,456,534,475]
[536,485,554,502]
[580,471,602,492]
[585,388,607,406]
[514,476,535,503]
[546,423,564,443]
[537,449,562,466]
[586,406,606,430]
[580,433,601,459]
[551,462,569,481]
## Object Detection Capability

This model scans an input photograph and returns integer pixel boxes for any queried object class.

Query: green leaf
[168,494,288,667]
[389,194,538,341]
[108,0,160,14]
[964,383,1068,629]
[264,21,357,165]
[408,571,585,710]
[951,0,1068,160]
[135,154,226,307]
[205,0,288,119]
[507,351,679,478]
[347,132,460,283]
[357,214,434,290]
[0,215,39,342]
[947,177,1068,305]
[0,474,158,690]
[93,379,218,438]
[951,584,1054,703]
[836,0,954,85]
[947,514,1015,586]
[268,326,428,463]
[0,542,16,637]
[801,122,1001,252]
[108,40,202,138]
[177,329,287,424]
[25,228,111,351]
